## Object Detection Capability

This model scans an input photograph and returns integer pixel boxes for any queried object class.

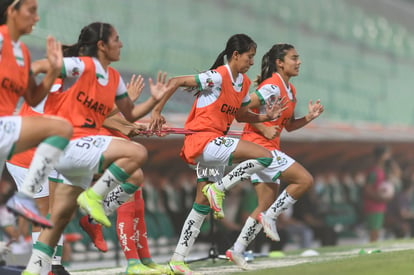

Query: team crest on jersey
[268,95,277,106]
[71,67,80,77]
[206,78,214,88]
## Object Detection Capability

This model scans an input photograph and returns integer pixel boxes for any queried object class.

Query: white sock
[91,169,123,198]
[21,143,64,197]
[25,248,52,274]
[171,209,206,261]
[215,159,269,192]
[233,217,263,253]
[32,231,41,244]
[51,235,64,265]
[266,189,297,219]
[103,185,135,216]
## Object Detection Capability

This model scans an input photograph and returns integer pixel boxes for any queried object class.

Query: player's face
[104,28,123,62]
[10,0,39,36]
[235,47,256,74]
[281,48,301,77]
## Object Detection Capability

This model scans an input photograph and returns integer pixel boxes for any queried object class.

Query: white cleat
[225,248,249,270]
[258,212,280,241]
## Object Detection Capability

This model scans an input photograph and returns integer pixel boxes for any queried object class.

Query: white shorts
[0,205,16,227]
[0,116,22,174]
[251,149,295,184]
[5,162,55,199]
[55,135,112,190]
[194,136,239,182]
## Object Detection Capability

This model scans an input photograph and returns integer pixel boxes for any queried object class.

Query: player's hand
[266,96,287,120]
[46,36,62,75]
[262,125,281,140]
[149,112,166,132]
[127,74,145,102]
[149,71,168,101]
[306,99,324,121]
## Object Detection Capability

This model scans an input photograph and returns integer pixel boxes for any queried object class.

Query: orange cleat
[79,215,108,252]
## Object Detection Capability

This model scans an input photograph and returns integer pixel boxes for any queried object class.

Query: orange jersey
[242,73,296,150]
[181,65,251,164]
[43,78,67,115]
[0,25,31,116]
[98,126,129,140]
[8,79,65,168]
[56,57,120,139]
[7,104,39,168]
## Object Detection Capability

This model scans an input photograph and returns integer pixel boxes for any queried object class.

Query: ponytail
[210,34,256,70]
[255,43,294,86]
[62,22,113,58]
[255,51,275,85]
[209,50,226,70]
[62,44,80,57]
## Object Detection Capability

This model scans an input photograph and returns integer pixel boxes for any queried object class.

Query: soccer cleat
[126,260,162,275]
[79,215,108,252]
[213,209,224,220]
[48,265,70,275]
[145,262,172,274]
[6,193,53,228]
[202,184,225,219]
[21,271,39,275]
[77,188,111,227]
[258,212,280,241]
[168,261,202,275]
[225,248,249,270]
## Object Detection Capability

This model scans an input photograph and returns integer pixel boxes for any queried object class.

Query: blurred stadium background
[23,0,414,173]
[6,0,414,271]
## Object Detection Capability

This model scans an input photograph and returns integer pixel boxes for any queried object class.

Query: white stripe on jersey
[196,64,249,108]
[0,33,25,66]
[63,57,126,97]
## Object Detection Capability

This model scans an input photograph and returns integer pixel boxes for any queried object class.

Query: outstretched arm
[245,92,281,139]
[149,75,197,131]
[285,99,324,132]
[107,74,145,117]
[236,96,286,123]
[103,114,147,138]
[116,71,168,122]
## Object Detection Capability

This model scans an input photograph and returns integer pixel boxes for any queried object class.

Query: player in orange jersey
[11,73,145,275]
[0,0,72,229]
[225,44,324,269]
[150,34,285,274]
[6,77,76,275]
[79,78,170,275]
[23,22,168,275]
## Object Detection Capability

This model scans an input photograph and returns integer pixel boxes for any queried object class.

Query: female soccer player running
[80,79,170,275]
[0,0,72,228]
[22,22,168,275]
[150,34,285,275]
[226,43,324,269]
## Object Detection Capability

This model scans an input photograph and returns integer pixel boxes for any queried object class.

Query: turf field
[71,239,414,275]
